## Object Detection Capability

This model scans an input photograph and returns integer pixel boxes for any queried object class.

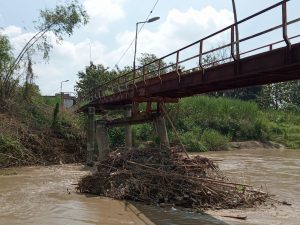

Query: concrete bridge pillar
[125,108,132,149]
[95,123,110,161]
[155,115,170,149]
[86,107,95,165]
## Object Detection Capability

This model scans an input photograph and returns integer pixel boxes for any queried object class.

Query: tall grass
[107,96,300,151]
[265,110,300,148]
[166,96,270,151]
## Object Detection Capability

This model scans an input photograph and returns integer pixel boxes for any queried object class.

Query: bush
[0,135,23,153]
[181,130,207,152]
[108,127,125,147]
[133,123,154,142]
[0,135,24,166]
[200,129,230,151]
[168,96,270,143]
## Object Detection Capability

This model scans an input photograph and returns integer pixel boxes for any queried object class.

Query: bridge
[78,0,300,163]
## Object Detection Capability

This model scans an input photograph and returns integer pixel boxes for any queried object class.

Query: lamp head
[147,16,160,23]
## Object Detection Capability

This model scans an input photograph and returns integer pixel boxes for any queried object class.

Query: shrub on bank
[200,129,230,151]
[0,135,25,166]
[104,95,300,151]
[0,88,85,167]
[162,96,271,151]
[0,135,23,154]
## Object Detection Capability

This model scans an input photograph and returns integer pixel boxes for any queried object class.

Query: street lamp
[133,16,160,84]
[60,79,69,109]
[231,0,239,58]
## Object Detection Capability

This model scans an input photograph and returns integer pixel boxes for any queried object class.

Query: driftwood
[77,147,268,209]
[221,214,247,220]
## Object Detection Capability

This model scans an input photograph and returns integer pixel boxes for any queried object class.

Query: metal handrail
[86,0,297,102]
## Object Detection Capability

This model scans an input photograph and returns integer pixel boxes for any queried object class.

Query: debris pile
[77,147,268,209]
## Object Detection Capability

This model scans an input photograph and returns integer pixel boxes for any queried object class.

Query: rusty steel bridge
[79,0,300,118]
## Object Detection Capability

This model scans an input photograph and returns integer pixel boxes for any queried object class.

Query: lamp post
[124,16,160,149]
[60,79,69,110]
[231,0,239,58]
[133,16,160,84]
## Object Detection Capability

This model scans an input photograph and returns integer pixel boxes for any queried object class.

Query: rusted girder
[96,112,161,127]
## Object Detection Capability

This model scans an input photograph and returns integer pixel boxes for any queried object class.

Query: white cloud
[34,39,109,95]
[84,0,125,20]
[1,25,22,37]
[1,25,36,55]
[1,25,108,95]
[115,6,233,67]
[83,0,126,32]
[35,5,234,94]
[1,5,233,95]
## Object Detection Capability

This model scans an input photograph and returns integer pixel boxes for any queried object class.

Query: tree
[211,86,263,101]
[0,35,14,102]
[1,0,89,100]
[137,53,168,78]
[75,62,118,100]
[202,44,263,101]
[258,81,300,111]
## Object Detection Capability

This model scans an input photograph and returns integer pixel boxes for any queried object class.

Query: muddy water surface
[0,165,154,225]
[201,149,300,225]
[0,149,299,225]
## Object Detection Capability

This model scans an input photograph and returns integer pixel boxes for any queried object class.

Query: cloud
[1,5,233,95]
[115,6,233,67]
[1,25,107,95]
[2,25,22,37]
[34,39,109,95]
[32,5,234,94]
[83,0,126,32]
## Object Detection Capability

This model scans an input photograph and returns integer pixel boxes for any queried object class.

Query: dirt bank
[229,141,285,150]
[0,108,85,168]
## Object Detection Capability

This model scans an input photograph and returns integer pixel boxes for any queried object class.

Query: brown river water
[0,149,299,225]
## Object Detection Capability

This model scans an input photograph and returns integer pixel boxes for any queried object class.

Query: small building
[43,93,77,108]
[55,93,77,108]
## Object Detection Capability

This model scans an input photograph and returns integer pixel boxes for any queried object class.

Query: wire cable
[114,0,160,70]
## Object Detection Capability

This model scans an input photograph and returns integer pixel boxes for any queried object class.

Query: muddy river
[0,149,299,225]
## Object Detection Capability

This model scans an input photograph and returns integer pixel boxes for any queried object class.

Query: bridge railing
[87,0,299,103]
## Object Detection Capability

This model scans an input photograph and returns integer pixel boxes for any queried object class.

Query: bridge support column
[96,123,110,161]
[155,115,170,149]
[86,107,95,165]
[125,108,133,149]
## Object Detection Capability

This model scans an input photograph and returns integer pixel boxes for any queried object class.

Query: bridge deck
[78,0,300,114]
[80,43,300,113]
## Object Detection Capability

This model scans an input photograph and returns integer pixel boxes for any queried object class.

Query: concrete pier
[95,123,110,161]
[86,107,95,164]
[124,108,132,148]
[155,115,170,148]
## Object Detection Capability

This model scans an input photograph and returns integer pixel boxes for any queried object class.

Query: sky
[0,0,299,95]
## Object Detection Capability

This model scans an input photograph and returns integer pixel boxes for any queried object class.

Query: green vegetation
[0,85,85,168]
[73,53,300,152]
[0,135,24,166]
[266,110,300,148]
[75,63,118,99]
[0,1,88,168]
[115,96,299,152]
[0,0,88,101]
[1,1,299,169]
[0,169,18,176]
